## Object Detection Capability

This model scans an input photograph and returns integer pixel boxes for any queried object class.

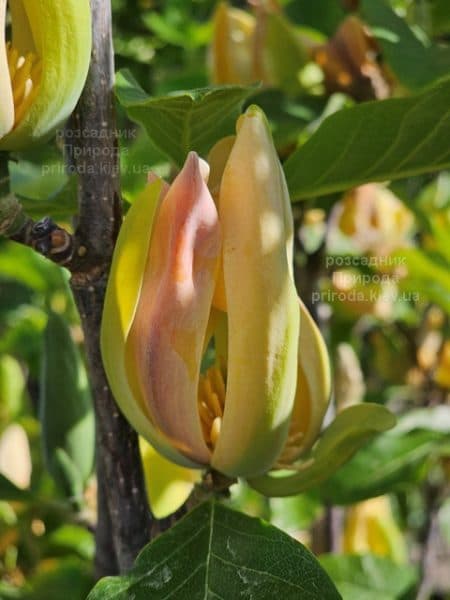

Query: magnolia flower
[209,1,307,93]
[210,2,256,85]
[0,0,91,150]
[102,105,329,474]
[101,106,394,511]
[343,496,406,564]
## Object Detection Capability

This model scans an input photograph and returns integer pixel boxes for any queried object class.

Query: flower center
[6,42,42,127]
[198,365,226,449]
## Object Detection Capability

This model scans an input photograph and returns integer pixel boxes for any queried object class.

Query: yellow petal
[211,105,300,477]
[140,437,200,519]
[101,178,199,469]
[9,0,35,54]
[126,152,221,465]
[210,2,256,85]
[279,300,331,464]
[207,135,235,313]
[0,0,92,150]
[0,0,14,137]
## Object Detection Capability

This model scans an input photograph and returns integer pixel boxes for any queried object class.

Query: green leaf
[0,354,26,426]
[319,554,418,600]
[47,524,95,560]
[115,70,254,166]
[0,472,33,502]
[270,494,323,533]
[8,147,77,219]
[285,0,346,36]
[142,12,212,49]
[0,581,24,599]
[316,407,450,504]
[393,247,450,314]
[263,13,308,94]
[361,0,450,90]
[26,558,94,600]
[285,77,450,200]
[430,0,450,36]
[40,312,95,500]
[247,404,396,497]
[0,241,69,293]
[87,501,341,599]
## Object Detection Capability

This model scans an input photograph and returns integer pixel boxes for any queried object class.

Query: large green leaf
[40,312,95,501]
[247,404,395,497]
[316,407,450,505]
[285,77,450,200]
[88,502,341,599]
[115,70,254,166]
[361,0,450,91]
[319,554,418,600]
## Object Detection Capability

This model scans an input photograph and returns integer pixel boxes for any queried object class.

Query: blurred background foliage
[0,0,449,598]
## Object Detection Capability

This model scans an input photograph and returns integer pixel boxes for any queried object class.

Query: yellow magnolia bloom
[0,0,91,150]
[210,2,256,85]
[343,496,407,564]
[101,105,331,486]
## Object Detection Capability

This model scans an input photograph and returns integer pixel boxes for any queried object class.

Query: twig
[0,196,76,265]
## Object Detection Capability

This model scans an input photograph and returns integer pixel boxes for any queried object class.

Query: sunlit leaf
[88,502,340,599]
[285,77,450,200]
[115,69,254,166]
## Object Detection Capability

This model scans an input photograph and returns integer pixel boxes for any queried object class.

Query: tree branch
[64,0,152,576]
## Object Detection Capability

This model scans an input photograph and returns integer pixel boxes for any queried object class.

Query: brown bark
[64,0,152,576]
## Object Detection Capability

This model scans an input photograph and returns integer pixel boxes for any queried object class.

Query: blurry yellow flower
[209,1,307,92]
[0,0,91,150]
[433,341,450,389]
[332,184,414,256]
[343,496,407,564]
[210,2,256,85]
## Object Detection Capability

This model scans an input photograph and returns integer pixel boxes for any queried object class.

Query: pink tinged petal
[127,152,221,464]
[101,177,199,469]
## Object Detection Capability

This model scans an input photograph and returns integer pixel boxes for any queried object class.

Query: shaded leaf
[25,558,94,600]
[115,69,254,166]
[285,77,450,200]
[285,0,346,36]
[88,501,340,599]
[8,147,77,219]
[0,472,33,502]
[319,554,418,600]
[40,312,95,500]
[361,0,450,90]
[47,525,95,561]
[247,404,395,497]
[316,409,450,504]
